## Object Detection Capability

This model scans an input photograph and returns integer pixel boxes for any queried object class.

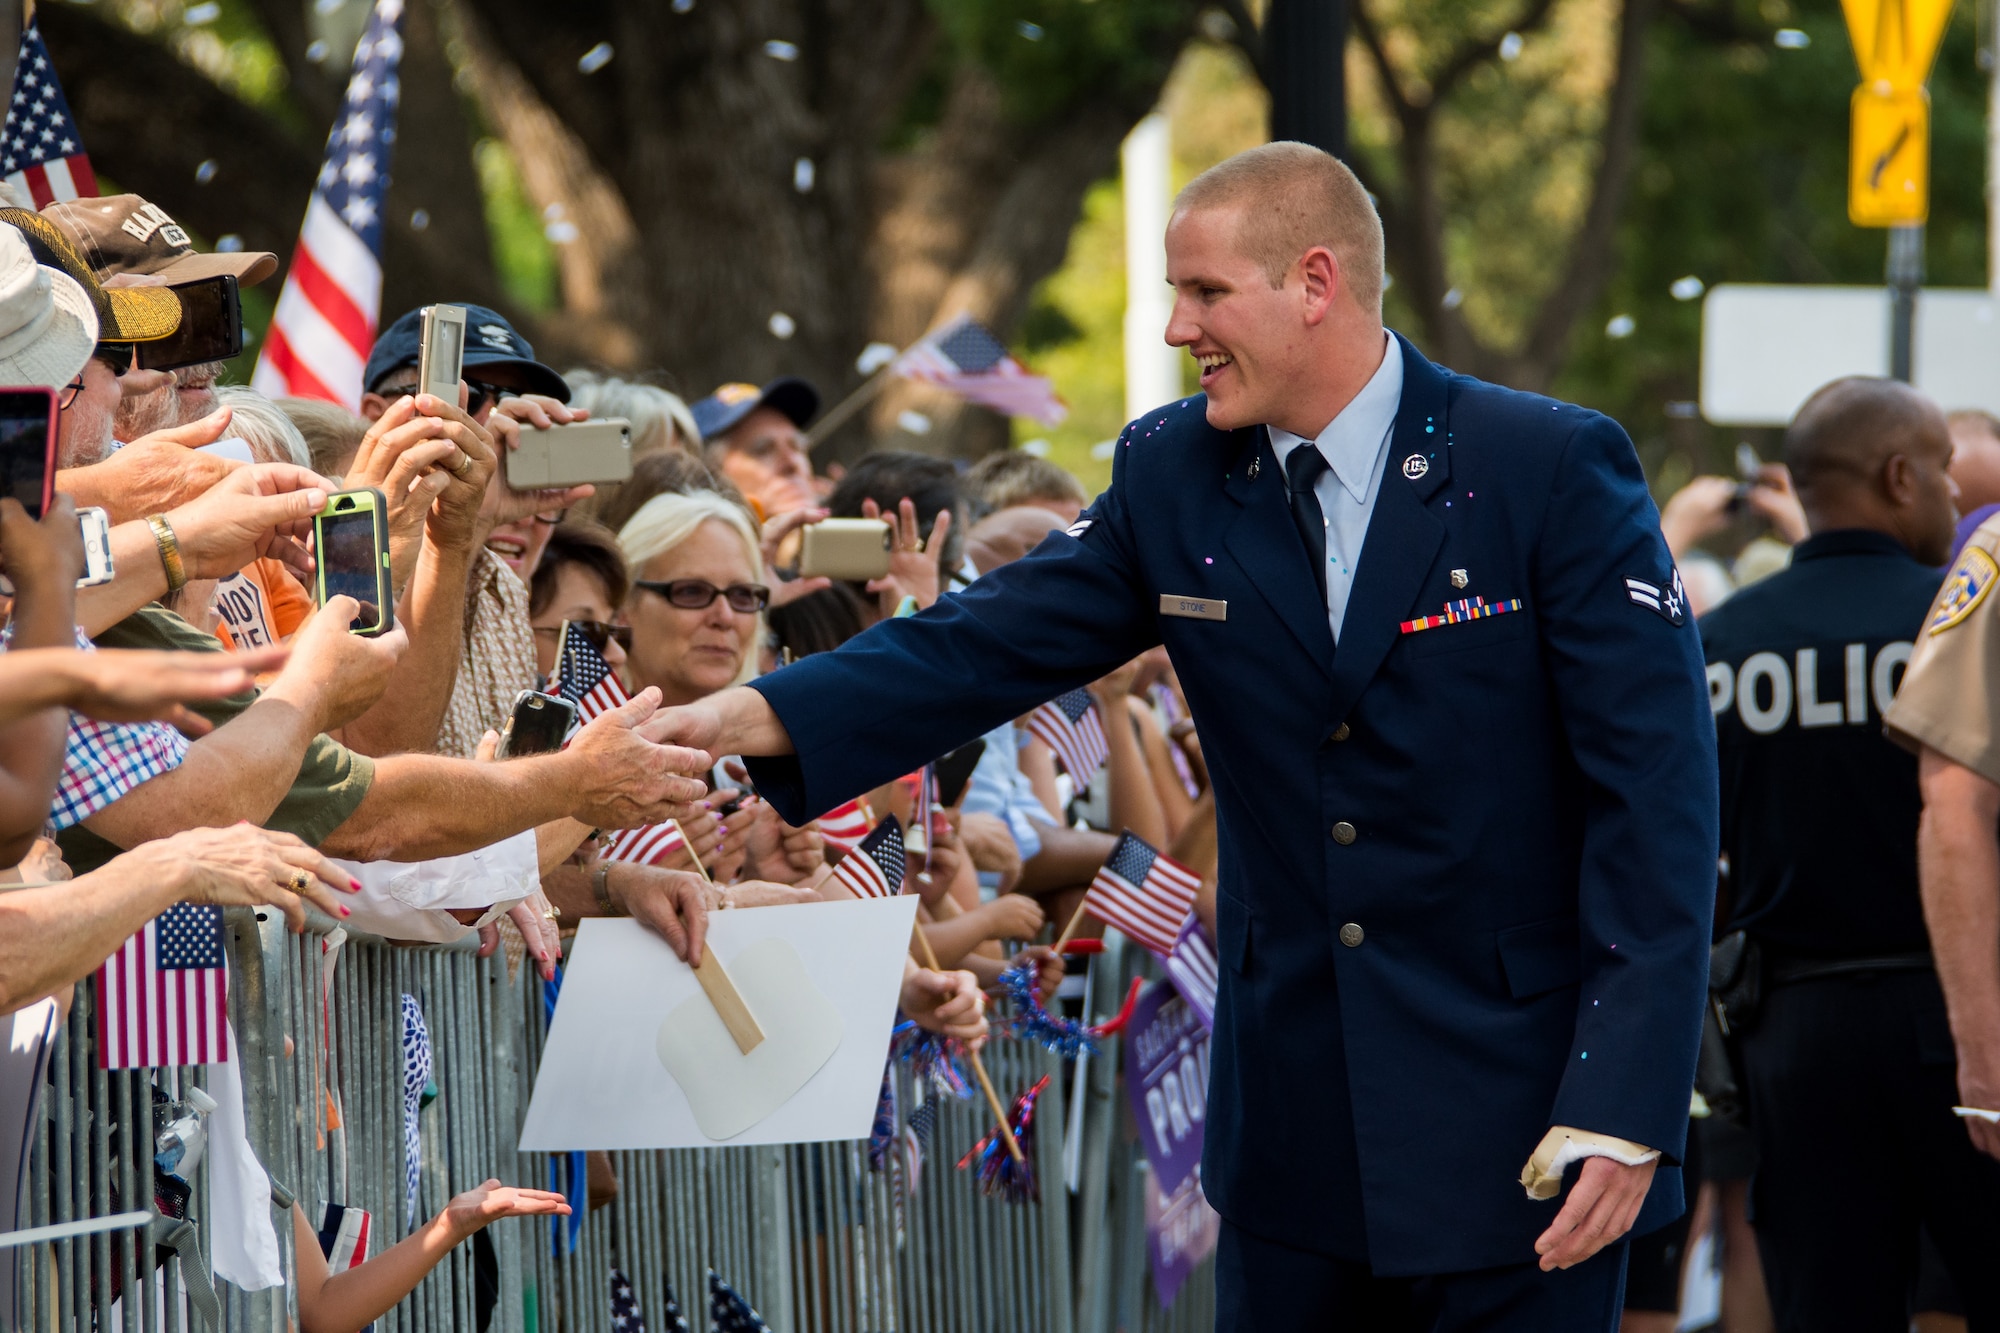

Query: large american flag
[1085,833,1199,959]
[1026,689,1108,789]
[3,23,95,206]
[893,317,1066,425]
[553,620,630,724]
[94,903,229,1069]
[831,818,906,900]
[252,0,405,408]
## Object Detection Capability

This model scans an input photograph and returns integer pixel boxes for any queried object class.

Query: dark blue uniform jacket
[746,335,1717,1275]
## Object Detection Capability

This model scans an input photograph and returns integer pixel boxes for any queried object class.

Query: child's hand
[444,1180,571,1240]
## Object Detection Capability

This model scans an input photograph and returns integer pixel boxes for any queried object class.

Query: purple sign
[1144,1166,1220,1308]
[1125,979,1210,1196]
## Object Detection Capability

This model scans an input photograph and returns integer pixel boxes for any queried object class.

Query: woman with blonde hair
[618,490,766,705]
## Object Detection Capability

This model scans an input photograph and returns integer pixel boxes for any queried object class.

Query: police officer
[1701,376,2000,1331]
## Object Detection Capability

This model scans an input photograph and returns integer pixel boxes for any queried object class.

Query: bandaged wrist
[1520,1125,1659,1200]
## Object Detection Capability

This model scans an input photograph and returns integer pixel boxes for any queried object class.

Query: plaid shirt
[6,628,190,830]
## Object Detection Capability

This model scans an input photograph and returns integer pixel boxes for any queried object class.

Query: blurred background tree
[38,0,1997,491]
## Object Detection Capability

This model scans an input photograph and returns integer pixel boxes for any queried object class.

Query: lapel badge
[1402,454,1429,480]
[1246,454,1261,481]
[1451,569,1468,589]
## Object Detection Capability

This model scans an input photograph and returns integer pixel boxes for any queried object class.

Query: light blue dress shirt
[1266,332,1404,643]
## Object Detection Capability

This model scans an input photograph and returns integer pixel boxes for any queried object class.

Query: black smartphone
[313,488,394,636]
[0,387,57,519]
[134,275,243,372]
[933,737,988,808]
[498,690,577,757]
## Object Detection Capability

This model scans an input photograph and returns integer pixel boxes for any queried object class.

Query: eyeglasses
[95,343,135,376]
[375,377,510,415]
[634,579,771,614]
[536,619,633,652]
[57,376,83,410]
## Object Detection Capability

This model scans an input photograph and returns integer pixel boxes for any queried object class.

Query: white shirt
[1267,331,1404,643]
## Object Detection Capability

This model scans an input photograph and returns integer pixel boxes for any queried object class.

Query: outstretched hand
[442,1179,572,1241]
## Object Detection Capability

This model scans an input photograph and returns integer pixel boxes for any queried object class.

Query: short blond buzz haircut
[1173,141,1386,315]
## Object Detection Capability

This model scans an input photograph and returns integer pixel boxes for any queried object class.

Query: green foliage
[1556,2,1991,487]
[924,0,1194,127]
[474,138,559,313]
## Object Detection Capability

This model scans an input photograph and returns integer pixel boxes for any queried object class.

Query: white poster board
[519,899,917,1150]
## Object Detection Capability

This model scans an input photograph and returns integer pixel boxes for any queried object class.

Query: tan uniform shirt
[1884,515,2000,780]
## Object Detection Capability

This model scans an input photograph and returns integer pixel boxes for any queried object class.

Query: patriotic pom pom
[956,1075,1050,1204]
[865,1065,897,1173]
[998,960,1097,1058]
[890,1021,972,1099]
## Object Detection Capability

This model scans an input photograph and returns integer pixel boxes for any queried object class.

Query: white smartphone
[416,304,466,406]
[77,506,112,587]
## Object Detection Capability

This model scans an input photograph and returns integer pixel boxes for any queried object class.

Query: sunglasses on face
[634,579,771,614]
[538,619,633,653]
[377,377,511,415]
[95,343,136,376]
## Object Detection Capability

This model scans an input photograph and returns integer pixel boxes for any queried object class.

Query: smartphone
[77,506,113,587]
[506,419,633,489]
[135,276,243,372]
[799,518,892,581]
[0,387,57,519]
[497,689,577,758]
[933,737,987,808]
[417,304,466,406]
[312,488,394,636]
[1729,442,1762,513]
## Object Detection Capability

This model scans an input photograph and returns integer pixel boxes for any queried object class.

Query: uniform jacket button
[1340,922,1365,947]
[1331,821,1357,845]
[1330,722,1351,742]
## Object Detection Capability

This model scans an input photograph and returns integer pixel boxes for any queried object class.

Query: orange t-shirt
[212,558,315,652]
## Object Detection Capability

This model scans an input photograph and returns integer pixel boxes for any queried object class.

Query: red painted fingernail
[339,904,351,917]
[349,878,363,892]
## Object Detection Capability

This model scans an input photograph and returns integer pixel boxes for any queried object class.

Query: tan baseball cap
[39,194,278,287]
[0,209,180,342]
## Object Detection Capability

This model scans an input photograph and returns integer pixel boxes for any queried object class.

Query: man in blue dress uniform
[660,143,1717,1330]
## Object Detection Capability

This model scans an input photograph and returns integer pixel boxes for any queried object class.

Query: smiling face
[1165,204,1335,435]
[486,513,557,581]
[623,518,761,705]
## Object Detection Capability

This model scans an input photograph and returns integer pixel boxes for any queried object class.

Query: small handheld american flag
[94,903,229,1069]
[554,621,630,724]
[892,317,1066,426]
[3,23,96,207]
[1085,833,1200,958]
[817,796,875,854]
[831,818,906,900]
[1026,689,1109,790]
[601,820,688,867]
[708,1269,771,1333]
[1164,915,1219,1029]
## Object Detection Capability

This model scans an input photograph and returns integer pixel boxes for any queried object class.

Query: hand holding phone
[799,517,892,581]
[498,690,578,757]
[313,488,395,636]
[417,304,467,408]
[0,490,83,599]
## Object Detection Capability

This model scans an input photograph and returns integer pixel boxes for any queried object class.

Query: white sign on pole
[520,899,917,1151]
[1700,283,2000,425]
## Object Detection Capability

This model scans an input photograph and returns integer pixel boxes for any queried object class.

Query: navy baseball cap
[691,377,819,442]
[363,304,571,402]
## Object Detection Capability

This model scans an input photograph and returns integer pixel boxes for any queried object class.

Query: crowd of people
[0,189,1224,1329]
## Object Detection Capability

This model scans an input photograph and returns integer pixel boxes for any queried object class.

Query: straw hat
[0,208,179,342]
[0,223,97,389]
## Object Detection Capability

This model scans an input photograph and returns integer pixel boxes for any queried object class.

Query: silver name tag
[1160,595,1227,622]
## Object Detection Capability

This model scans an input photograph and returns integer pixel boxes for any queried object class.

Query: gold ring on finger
[289,870,312,894]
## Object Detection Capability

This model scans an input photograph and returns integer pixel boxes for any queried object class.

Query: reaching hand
[1656,476,1738,559]
[442,1179,572,1241]
[61,645,288,734]
[955,812,1022,894]
[123,823,361,932]
[508,891,563,982]
[1532,1155,1657,1271]
[901,964,987,1047]
[265,596,408,733]
[978,892,1045,943]
[1087,657,1141,708]
[761,507,833,608]
[341,396,472,583]
[861,495,951,616]
[56,409,240,522]
[165,461,336,585]
[1011,945,1064,1006]
[561,689,713,829]
[1745,462,1808,545]
[611,863,714,965]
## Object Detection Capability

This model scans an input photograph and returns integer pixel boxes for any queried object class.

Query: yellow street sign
[1840,0,1954,88]
[1849,85,1930,225]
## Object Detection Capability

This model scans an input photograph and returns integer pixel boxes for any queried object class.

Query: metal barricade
[14,907,1120,1333]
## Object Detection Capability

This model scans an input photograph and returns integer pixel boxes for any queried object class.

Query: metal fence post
[1071,933,1130,1333]
[750,1144,793,1328]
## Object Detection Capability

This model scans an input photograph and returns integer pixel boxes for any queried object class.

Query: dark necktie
[1285,443,1331,606]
